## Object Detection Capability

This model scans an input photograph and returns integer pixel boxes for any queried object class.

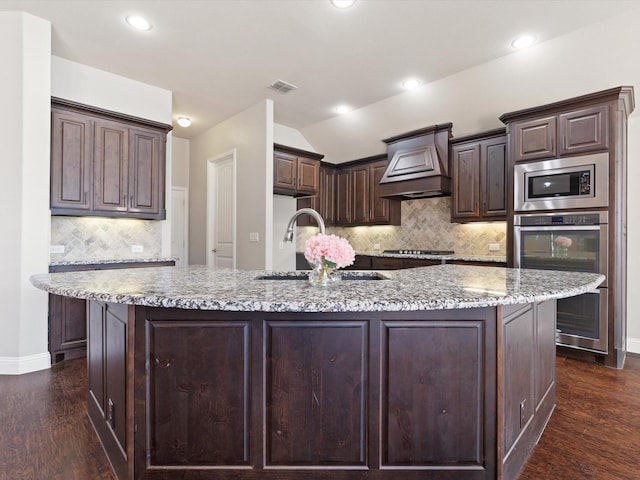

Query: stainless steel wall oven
[514,211,608,353]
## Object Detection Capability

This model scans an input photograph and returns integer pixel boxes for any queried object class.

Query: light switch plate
[249,232,260,243]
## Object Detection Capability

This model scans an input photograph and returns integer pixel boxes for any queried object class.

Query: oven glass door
[517,226,606,280]
[556,288,608,353]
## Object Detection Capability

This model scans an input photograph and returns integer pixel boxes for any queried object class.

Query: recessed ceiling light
[330,0,356,9]
[125,15,152,31]
[335,105,352,115]
[402,78,422,90]
[511,34,536,49]
[177,116,192,128]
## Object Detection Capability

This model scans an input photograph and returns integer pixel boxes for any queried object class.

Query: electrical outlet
[249,232,259,243]
[373,243,381,250]
[489,243,500,252]
[279,241,285,250]
[131,245,144,253]
[50,245,65,254]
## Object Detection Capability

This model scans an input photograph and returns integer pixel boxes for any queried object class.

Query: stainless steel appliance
[514,211,608,353]
[514,152,609,211]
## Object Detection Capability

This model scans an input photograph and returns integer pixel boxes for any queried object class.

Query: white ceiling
[2,0,640,138]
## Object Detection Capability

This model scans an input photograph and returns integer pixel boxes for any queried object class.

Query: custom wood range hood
[378,122,453,199]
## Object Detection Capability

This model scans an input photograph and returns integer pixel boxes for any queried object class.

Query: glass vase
[308,262,342,287]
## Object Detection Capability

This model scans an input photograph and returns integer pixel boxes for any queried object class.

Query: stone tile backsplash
[50,216,162,262]
[297,196,507,256]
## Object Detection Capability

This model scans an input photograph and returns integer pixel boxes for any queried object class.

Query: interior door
[207,152,236,268]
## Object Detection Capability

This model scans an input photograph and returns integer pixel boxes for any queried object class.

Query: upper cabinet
[273,144,323,196]
[296,156,401,227]
[50,98,172,220]
[296,165,336,227]
[451,128,507,223]
[335,156,401,227]
[505,104,608,163]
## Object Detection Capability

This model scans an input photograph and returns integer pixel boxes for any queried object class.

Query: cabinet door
[295,196,319,226]
[50,109,93,211]
[513,116,557,162]
[559,105,608,156]
[49,294,87,364]
[128,127,164,218]
[319,166,336,225]
[93,118,129,213]
[351,165,370,224]
[370,160,400,224]
[296,157,319,195]
[273,151,297,194]
[104,303,128,452]
[372,257,403,270]
[335,169,352,224]
[481,137,507,219]
[451,142,480,220]
[88,301,106,412]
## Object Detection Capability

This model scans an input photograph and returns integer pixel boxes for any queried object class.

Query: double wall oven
[514,212,608,352]
[513,153,609,354]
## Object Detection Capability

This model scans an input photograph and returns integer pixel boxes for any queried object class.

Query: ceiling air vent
[268,79,297,94]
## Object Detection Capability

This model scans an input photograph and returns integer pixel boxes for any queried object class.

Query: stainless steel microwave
[514,152,609,211]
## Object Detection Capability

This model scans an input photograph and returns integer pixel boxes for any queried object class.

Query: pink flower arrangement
[304,233,355,270]
[554,236,573,248]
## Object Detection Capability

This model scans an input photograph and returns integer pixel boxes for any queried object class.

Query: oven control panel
[516,212,607,226]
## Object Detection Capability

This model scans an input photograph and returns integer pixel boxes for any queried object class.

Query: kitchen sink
[255,272,389,281]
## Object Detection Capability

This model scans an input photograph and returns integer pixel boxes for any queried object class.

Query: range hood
[378,123,453,199]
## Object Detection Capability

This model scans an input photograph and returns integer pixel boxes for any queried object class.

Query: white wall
[0,12,51,374]
[172,137,190,188]
[51,56,171,125]
[189,100,274,269]
[300,7,640,352]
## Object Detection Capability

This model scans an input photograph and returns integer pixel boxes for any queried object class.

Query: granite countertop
[49,257,177,267]
[30,264,603,313]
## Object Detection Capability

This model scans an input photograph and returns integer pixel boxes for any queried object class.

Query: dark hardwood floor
[1,354,639,480]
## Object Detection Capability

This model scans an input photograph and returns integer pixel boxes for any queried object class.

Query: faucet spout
[283,208,326,243]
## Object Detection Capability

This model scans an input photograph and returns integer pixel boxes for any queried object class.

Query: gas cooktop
[383,249,455,255]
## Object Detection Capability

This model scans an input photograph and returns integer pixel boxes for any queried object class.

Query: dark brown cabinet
[50,98,171,220]
[50,109,93,211]
[48,260,174,364]
[296,165,336,226]
[273,144,323,196]
[451,129,507,222]
[509,104,608,162]
[335,156,400,227]
[335,168,352,225]
[88,301,130,480]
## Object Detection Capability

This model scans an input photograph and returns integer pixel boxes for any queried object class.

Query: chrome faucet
[283,208,326,243]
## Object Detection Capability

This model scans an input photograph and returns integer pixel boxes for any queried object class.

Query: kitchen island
[30,264,604,480]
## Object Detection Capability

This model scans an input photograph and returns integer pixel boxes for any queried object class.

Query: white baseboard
[627,337,640,355]
[0,352,51,375]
